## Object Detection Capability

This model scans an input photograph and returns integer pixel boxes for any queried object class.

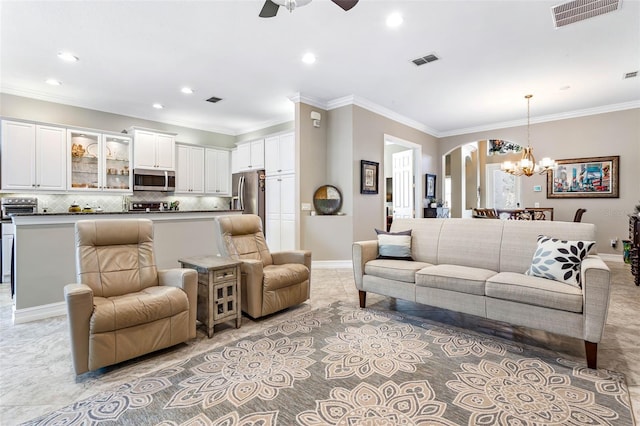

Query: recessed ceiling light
[181,87,194,94]
[45,78,62,86]
[302,52,316,64]
[152,103,164,109]
[386,12,403,28]
[57,51,79,62]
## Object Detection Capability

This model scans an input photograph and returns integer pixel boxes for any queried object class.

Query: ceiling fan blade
[259,0,280,18]
[331,0,359,11]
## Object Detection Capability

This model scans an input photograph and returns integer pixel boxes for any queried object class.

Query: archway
[442,139,523,218]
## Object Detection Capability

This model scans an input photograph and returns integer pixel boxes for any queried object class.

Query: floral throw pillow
[525,235,595,287]
[375,229,413,260]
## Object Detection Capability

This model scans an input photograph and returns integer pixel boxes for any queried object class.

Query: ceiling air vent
[623,71,638,79]
[206,96,223,103]
[552,0,621,28]
[412,53,439,67]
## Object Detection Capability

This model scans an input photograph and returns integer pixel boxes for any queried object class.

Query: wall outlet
[611,238,618,249]
[534,202,540,208]
[301,203,311,211]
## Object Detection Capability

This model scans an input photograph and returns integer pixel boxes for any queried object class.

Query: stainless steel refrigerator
[232,169,266,229]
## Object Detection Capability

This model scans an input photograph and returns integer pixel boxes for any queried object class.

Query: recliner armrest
[64,283,94,375]
[158,268,198,339]
[272,250,311,270]
[238,259,264,318]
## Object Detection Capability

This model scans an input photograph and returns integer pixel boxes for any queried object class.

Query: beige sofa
[353,218,611,369]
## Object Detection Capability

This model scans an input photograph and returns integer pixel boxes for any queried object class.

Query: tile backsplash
[2,192,231,213]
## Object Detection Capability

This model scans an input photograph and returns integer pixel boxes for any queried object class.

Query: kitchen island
[11,209,241,323]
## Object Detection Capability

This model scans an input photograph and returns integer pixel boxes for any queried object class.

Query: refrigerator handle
[239,176,245,210]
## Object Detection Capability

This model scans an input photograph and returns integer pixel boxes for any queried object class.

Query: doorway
[383,134,423,223]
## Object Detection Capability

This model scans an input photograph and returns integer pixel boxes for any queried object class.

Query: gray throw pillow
[375,228,413,260]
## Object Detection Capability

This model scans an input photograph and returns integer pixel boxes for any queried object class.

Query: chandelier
[501,94,555,177]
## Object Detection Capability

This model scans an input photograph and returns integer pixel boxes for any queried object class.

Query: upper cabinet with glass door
[67,129,132,192]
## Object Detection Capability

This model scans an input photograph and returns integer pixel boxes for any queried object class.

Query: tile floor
[0,263,638,425]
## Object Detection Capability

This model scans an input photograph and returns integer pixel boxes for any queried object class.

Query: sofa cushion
[487,272,583,313]
[365,259,431,283]
[375,229,413,260]
[415,264,496,296]
[263,264,309,291]
[525,235,595,287]
[91,286,189,333]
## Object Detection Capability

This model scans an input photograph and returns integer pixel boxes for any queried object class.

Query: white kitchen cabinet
[233,139,264,172]
[67,129,132,192]
[265,173,295,251]
[1,120,67,192]
[131,128,176,170]
[265,132,295,176]
[176,144,205,194]
[205,148,231,195]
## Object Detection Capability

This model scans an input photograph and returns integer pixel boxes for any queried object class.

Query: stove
[1,197,38,219]
[128,201,169,212]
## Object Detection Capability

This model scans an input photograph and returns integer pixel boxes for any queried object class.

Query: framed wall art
[425,174,436,199]
[547,156,619,198]
[360,160,379,194]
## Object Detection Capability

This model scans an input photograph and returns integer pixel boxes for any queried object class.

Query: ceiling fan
[259,0,359,18]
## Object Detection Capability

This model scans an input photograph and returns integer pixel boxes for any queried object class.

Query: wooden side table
[178,255,242,338]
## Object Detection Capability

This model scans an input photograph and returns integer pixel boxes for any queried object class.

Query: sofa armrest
[580,255,611,343]
[64,283,94,375]
[272,250,311,270]
[158,268,198,339]
[352,240,379,290]
[238,259,265,318]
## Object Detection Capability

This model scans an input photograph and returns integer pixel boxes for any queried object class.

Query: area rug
[23,302,633,425]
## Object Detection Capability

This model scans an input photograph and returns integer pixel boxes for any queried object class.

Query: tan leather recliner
[214,214,311,318]
[64,218,197,375]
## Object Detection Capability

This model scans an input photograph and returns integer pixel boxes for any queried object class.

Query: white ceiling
[1,0,639,137]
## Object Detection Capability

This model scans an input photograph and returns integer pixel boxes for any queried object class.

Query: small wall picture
[426,174,436,199]
[360,160,379,194]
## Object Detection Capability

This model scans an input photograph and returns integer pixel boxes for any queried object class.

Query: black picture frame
[360,160,379,194]
[426,174,436,199]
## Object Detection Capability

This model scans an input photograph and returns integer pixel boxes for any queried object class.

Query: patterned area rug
[24,303,633,425]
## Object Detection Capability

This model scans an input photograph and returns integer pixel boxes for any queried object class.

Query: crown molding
[438,100,640,138]
[288,93,328,110]
[2,87,240,136]
[291,93,439,137]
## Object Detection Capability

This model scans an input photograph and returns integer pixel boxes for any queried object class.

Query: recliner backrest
[75,219,159,297]
[215,215,273,266]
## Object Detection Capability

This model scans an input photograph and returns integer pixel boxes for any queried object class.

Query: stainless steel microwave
[133,169,175,192]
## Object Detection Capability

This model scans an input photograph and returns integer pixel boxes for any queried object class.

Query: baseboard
[312,260,353,269]
[599,253,624,263]
[13,301,66,324]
